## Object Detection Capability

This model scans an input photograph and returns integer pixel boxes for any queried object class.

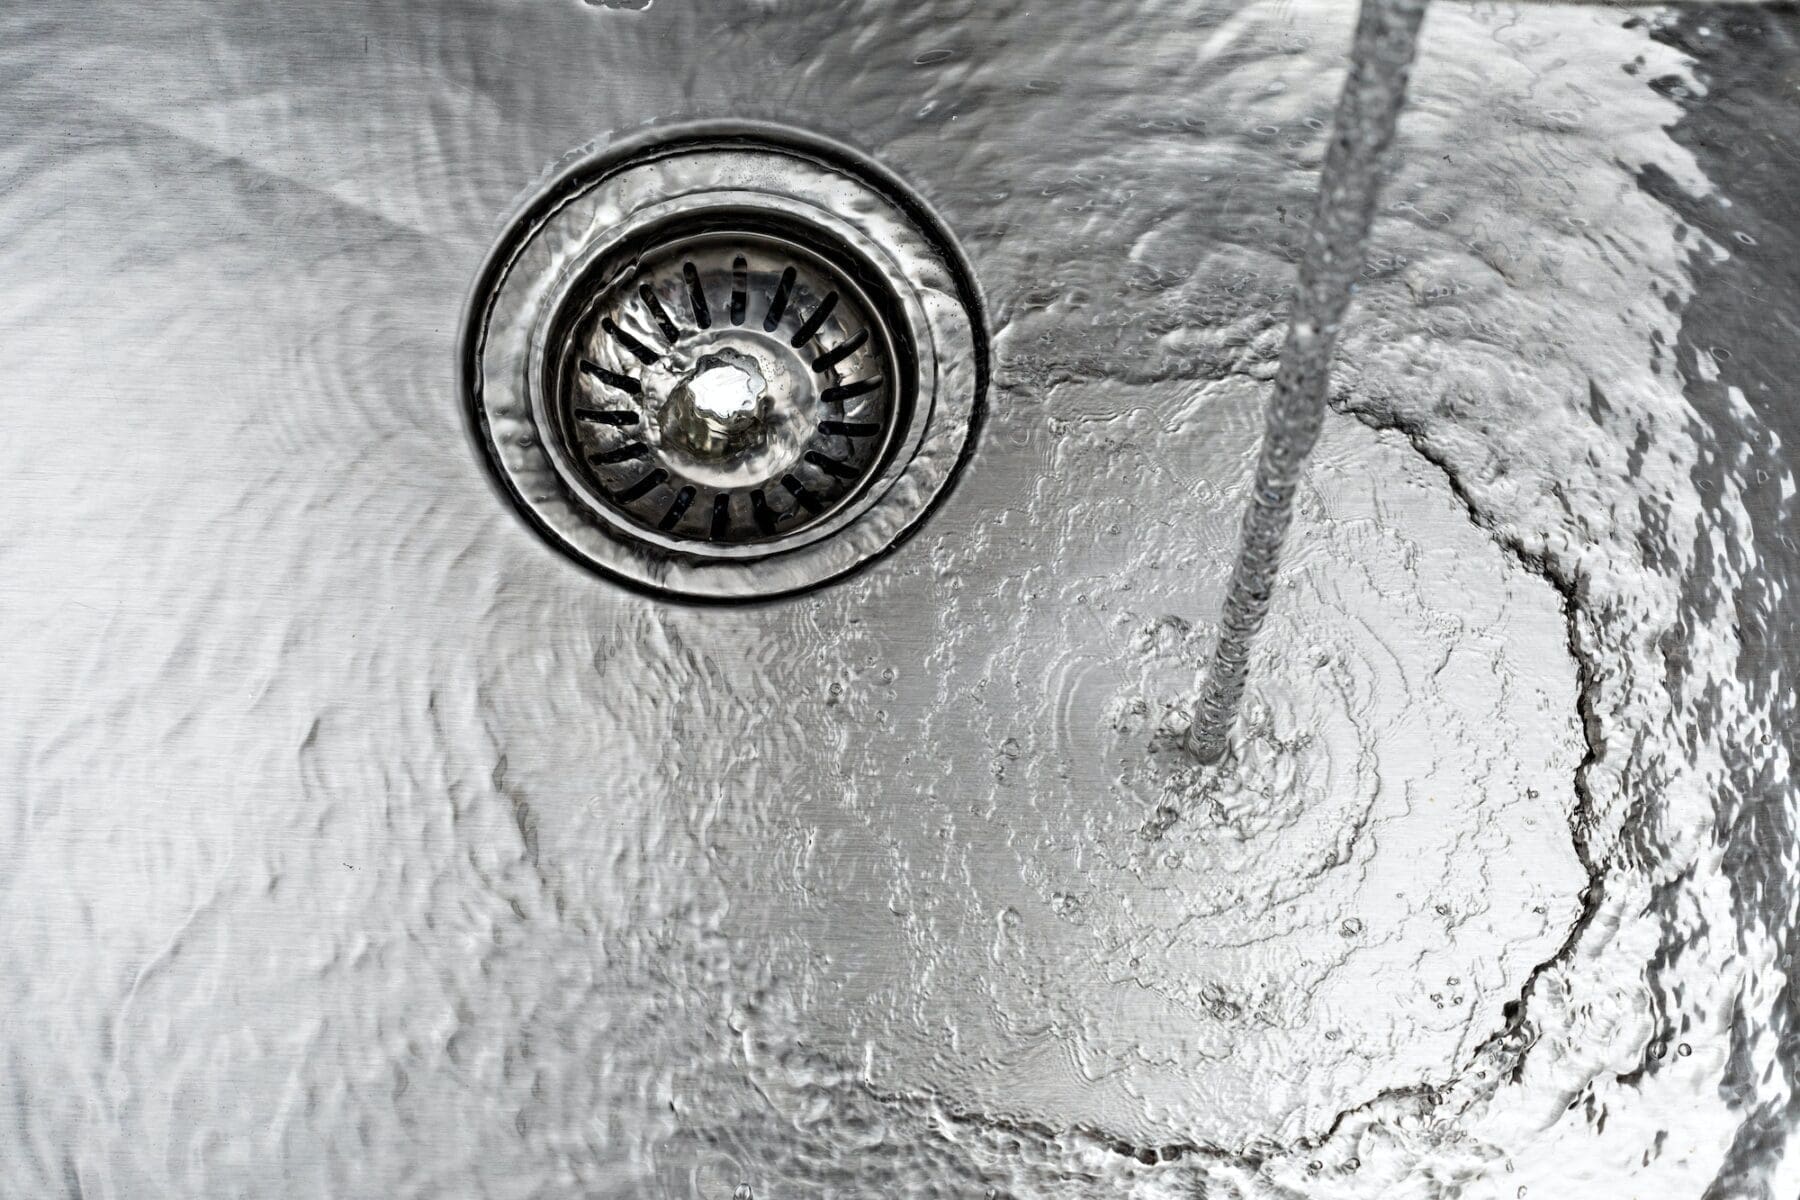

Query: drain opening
[464,125,984,600]
[553,226,909,546]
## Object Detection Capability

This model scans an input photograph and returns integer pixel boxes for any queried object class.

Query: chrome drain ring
[463,124,985,600]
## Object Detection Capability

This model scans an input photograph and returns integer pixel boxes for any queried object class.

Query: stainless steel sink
[2,3,1795,1196]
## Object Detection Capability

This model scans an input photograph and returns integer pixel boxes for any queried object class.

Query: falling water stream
[1187,0,1428,762]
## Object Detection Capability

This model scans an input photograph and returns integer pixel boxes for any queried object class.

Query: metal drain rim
[461,122,987,601]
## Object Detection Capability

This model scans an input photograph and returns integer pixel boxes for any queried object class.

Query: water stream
[1187,0,1428,762]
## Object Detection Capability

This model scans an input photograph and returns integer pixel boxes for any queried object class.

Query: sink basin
[1,3,1794,1196]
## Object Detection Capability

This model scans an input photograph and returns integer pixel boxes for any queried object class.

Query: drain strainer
[463,124,985,599]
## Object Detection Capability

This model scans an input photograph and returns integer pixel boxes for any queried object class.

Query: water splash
[1186,0,1429,762]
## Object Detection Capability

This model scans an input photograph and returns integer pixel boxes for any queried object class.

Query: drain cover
[463,124,985,599]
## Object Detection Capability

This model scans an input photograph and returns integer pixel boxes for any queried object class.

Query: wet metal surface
[2,2,1797,1196]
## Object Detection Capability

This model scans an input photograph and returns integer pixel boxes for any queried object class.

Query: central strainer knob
[668,349,770,457]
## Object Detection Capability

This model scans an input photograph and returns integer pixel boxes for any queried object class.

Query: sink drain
[555,228,903,545]
[462,124,985,599]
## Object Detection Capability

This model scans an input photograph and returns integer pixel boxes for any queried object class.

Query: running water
[1185,0,1429,763]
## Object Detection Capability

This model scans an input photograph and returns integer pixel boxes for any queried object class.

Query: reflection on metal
[463,125,986,599]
